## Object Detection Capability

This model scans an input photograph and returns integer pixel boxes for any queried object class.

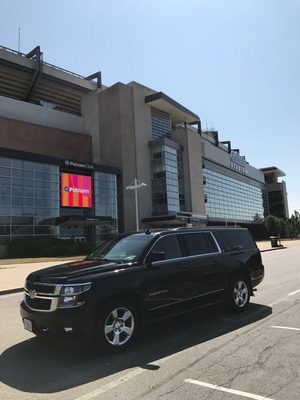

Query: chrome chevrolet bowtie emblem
[29,290,37,299]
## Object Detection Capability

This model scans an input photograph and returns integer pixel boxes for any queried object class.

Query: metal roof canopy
[260,166,286,178]
[145,91,199,124]
[0,45,101,115]
[142,212,207,227]
[48,216,113,227]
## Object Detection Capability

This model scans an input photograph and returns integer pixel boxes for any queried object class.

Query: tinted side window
[217,230,256,251]
[182,233,218,256]
[150,235,182,260]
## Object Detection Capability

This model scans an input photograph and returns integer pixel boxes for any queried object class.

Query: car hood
[27,259,135,284]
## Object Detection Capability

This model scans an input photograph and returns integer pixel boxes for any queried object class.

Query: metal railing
[0,44,97,84]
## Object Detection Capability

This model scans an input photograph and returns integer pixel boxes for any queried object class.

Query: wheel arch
[229,267,253,295]
[96,290,145,319]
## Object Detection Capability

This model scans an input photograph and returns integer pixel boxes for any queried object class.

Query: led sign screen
[61,173,92,208]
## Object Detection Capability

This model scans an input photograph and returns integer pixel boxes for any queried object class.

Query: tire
[227,275,250,312]
[95,299,140,353]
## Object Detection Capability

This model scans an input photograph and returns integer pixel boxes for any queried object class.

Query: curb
[260,246,286,253]
[0,245,289,295]
[0,288,23,296]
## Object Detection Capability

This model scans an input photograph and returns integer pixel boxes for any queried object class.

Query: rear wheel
[95,299,140,353]
[227,275,250,311]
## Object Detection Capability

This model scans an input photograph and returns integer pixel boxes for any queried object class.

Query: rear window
[215,230,256,251]
[181,232,218,256]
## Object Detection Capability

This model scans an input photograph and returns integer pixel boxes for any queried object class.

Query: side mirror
[146,251,166,265]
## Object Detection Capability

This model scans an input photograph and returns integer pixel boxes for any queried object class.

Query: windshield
[88,234,154,262]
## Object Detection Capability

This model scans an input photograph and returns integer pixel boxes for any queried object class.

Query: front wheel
[227,275,250,312]
[95,300,140,353]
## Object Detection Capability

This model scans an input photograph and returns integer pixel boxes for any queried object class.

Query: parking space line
[74,353,177,400]
[268,288,300,307]
[271,325,300,331]
[288,288,300,296]
[74,368,145,400]
[185,379,274,400]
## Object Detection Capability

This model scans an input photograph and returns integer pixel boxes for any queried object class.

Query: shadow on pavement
[0,302,272,394]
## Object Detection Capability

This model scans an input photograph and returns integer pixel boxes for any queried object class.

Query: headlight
[58,283,91,309]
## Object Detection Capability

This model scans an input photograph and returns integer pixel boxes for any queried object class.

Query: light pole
[125,178,147,231]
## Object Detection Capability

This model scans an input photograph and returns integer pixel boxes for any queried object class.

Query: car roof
[128,226,248,238]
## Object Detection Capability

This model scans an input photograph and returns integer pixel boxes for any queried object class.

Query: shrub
[6,237,95,258]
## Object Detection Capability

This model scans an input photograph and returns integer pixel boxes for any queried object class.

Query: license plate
[23,318,33,332]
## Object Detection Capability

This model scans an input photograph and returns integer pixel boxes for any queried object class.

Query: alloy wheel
[104,307,135,346]
[233,280,249,308]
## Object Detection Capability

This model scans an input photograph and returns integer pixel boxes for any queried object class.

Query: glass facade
[268,191,285,218]
[0,155,119,255]
[94,172,118,242]
[203,160,264,222]
[0,156,60,251]
[151,143,185,214]
[262,191,270,217]
[151,107,171,140]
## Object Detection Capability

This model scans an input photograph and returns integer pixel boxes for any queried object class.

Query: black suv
[21,227,264,351]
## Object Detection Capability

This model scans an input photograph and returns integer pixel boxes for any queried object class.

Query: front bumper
[20,300,96,336]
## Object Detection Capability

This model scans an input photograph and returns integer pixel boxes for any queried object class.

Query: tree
[264,215,285,237]
[253,213,264,224]
[285,211,300,239]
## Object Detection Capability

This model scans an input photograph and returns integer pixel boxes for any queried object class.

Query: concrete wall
[90,82,158,231]
[204,140,265,183]
[0,47,96,92]
[282,181,289,218]
[0,116,92,162]
[130,83,155,228]
[0,95,85,134]
[81,90,101,163]
[93,83,137,231]
[171,127,206,215]
[264,182,283,193]
[264,181,289,219]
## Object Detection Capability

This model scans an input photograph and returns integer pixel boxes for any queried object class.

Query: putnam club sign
[61,173,92,208]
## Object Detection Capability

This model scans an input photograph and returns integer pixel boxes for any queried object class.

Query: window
[94,172,118,221]
[0,167,11,176]
[151,143,185,213]
[151,108,171,139]
[216,230,256,251]
[0,156,60,242]
[89,235,153,262]
[150,235,182,260]
[203,161,265,222]
[182,233,218,256]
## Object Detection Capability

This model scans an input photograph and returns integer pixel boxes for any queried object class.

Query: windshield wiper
[99,259,135,264]
[87,257,137,264]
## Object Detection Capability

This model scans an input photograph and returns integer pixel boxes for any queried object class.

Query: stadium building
[0,45,289,256]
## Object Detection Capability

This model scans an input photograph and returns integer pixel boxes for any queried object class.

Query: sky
[1,0,299,215]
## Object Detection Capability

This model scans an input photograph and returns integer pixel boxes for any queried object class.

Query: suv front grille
[25,281,57,294]
[25,296,52,311]
[24,281,61,312]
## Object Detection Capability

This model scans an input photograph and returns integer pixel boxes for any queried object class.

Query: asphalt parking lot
[0,246,299,400]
